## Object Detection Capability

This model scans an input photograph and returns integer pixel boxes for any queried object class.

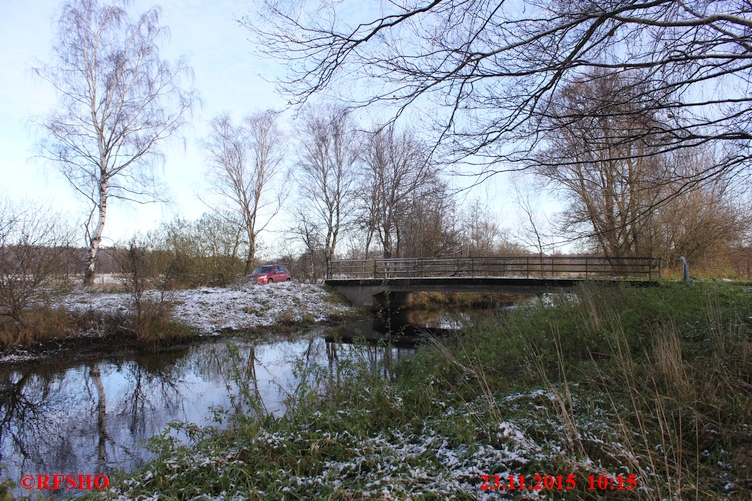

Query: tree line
[5,0,752,295]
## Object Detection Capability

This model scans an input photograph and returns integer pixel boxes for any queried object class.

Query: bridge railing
[327,256,662,280]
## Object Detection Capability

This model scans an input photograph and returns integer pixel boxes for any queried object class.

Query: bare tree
[0,200,72,328]
[651,156,750,269]
[534,70,668,258]
[460,199,504,257]
[204,111,286,274]
[533,70,750,267]
[295,106,359,272]
[359,125,438,258]
[511,178,556,259]
[34,0,197,286]
[245,0,752,183]
[399,177,461,258]
[288,206,324,282]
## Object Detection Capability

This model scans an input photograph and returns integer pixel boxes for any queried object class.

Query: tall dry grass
[0,306,75,349]
[421,282,751,499]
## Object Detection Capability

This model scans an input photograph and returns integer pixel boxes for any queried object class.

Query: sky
[0,0,538,255]
[0,0,290,245]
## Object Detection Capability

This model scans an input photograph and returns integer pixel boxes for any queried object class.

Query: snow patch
[59,282,351,334]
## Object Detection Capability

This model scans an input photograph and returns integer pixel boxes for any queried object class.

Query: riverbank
[60,282,353,333]
[83,281,751,500]
[0,283,355,366]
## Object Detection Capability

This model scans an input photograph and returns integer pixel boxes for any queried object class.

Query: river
[0,309,488,497]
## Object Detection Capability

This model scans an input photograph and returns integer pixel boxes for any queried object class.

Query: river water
[0,310,486,496]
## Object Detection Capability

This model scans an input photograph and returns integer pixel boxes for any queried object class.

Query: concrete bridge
[324,256,661,307]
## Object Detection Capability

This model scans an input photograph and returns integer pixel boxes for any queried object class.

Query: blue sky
[0,0,290,246]
[0,0,537,255]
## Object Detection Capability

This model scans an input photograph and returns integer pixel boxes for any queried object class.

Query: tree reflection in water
[0,353,188,491]
[113,355,186,437]
[0,323,421,496]
[0,369,80,472]
[89,364,109,473]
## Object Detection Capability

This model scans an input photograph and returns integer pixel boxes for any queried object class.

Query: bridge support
[326,277,592,308]
[332,283,383,308]
[374,291,414,311]
[332,284,414,309]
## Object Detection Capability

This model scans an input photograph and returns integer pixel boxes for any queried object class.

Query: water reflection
[328,308,491,346]
[0,309,483,496]
[0,352,192,491]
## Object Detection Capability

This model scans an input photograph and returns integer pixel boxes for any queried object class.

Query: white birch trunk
[84,186,108,285]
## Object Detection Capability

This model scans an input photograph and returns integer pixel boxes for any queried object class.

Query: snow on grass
[104,388,630,500]
[60,282,352,334]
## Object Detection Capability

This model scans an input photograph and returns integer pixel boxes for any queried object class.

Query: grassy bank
[0,302,197,361]
[90,282,751,500]
[1,283,357,362]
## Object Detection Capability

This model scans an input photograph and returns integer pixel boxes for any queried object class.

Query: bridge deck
[326,276,584,293]
[327,256,662,280]
[325,256,661,307]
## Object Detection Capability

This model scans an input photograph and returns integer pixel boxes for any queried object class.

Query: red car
[243,264,291,284]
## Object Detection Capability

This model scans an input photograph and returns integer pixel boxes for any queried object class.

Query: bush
[0,199,73,336]
[115,239,195,347]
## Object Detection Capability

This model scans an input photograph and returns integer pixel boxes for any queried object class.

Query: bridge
[325,256,662,307]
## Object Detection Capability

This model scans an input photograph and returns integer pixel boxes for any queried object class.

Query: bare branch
[246,0,752,182]
[33,0,197,285]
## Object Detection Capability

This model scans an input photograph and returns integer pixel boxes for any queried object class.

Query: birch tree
[34,0,197,285]
[204,111,286,274]
[295,106,359,273]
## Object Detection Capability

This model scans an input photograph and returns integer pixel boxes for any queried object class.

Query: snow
[59,282,352,334]
[102,383,697,500]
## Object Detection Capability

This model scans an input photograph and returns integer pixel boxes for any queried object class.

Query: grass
[0,305,78,349]
[128,299,197,347]
[0,302,196,355]
[84,281,751,500]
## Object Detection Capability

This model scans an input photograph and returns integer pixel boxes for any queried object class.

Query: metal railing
[327,256,662,280]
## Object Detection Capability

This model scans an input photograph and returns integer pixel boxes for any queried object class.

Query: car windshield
[252,266,273,274]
